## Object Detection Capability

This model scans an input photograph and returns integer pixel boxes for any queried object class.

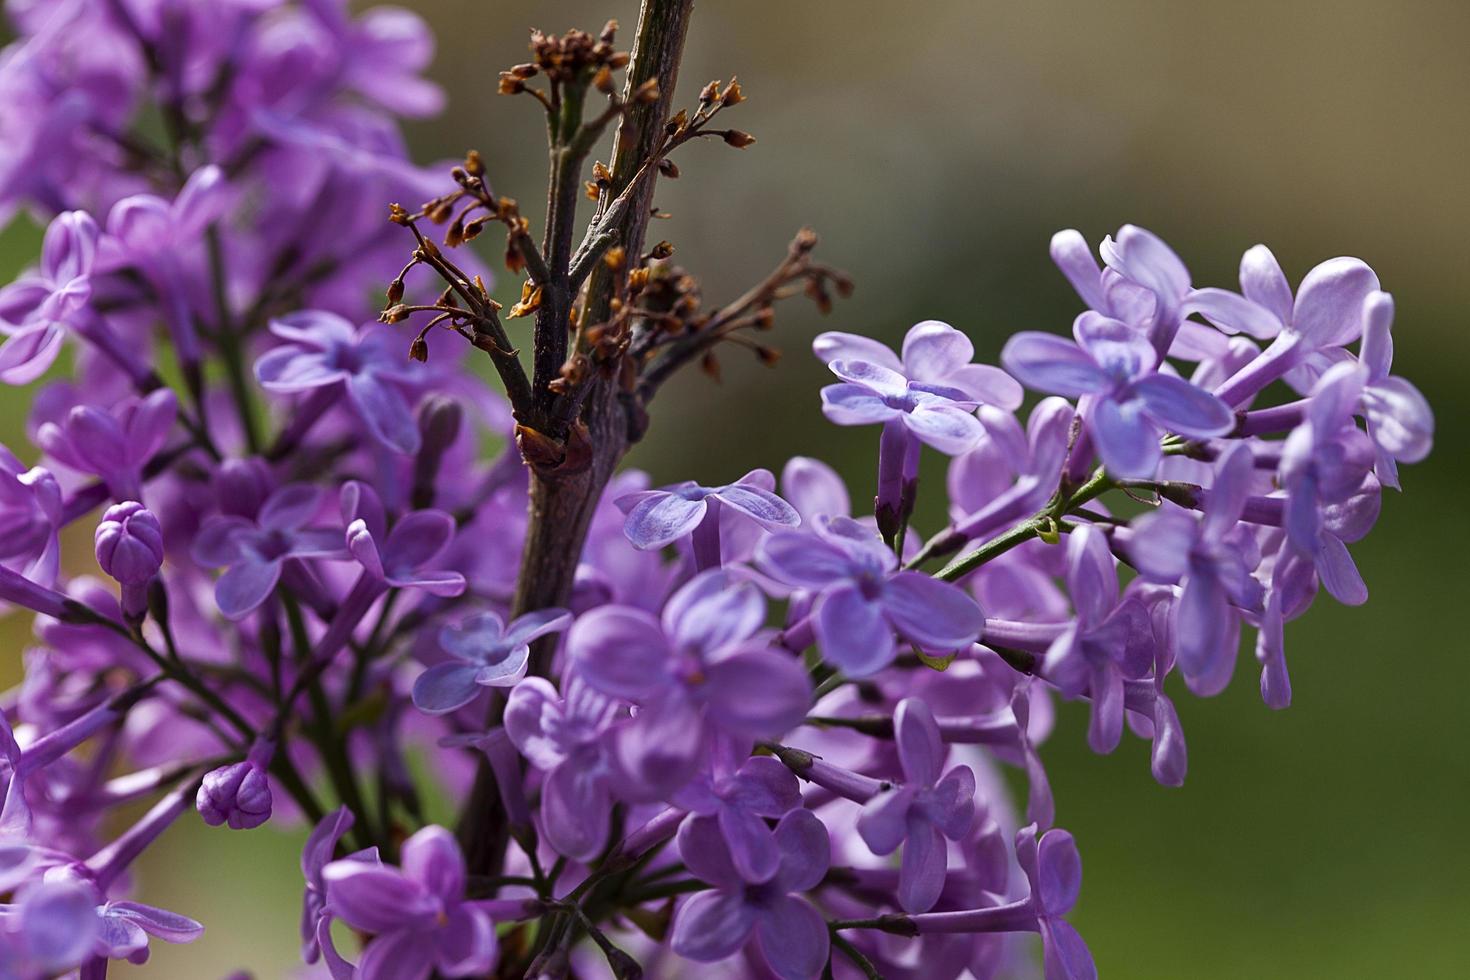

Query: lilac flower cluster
[0,2,1434,978]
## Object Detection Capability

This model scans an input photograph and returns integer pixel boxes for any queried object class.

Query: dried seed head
[465,150,485,176]
[408,335,429,362]
[592,161,612,184]
[508,281,542,319]
[599,20,618,44]
[722,77,745,106]
[633,78,661,104]
[755,345,781,366]
[658,158,680,179]
[381,304,411,324]
[701,351,721,382]
[388,203,410,226]
[593,65,614,93]
[649,241,674,260]
[463,218,486,242]
[445,219,465,248]
[498,73,525,95]
[510,63,539,80]
[604,246,626,270]
[698,80,720,105]
[386,279,405,305]
[722,130,756,149]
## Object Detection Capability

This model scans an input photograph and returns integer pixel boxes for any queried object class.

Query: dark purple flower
[673,744,802,884]
[568,570,811,799]
[346,508,466,596]
[323,825,496,980]
[1002,313,1233,478]
[671,808,831,980]
[1126,444,1265,695]
[36,389,177,501]
[94,501,164,620]
[856,698,976,913]
[412,608,571,715]
[504,675,625,861]
[0,211,97,384]
[1014,824,1095,980]
[757,517,984,676]
[255,310,424,455]
[192,484,349,619]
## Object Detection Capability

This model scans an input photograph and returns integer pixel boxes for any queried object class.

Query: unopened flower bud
[95,503,163,621]
[418,395,464,456]
[197,742,274,830]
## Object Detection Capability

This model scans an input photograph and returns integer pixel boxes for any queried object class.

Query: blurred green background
[4,0,1468,976]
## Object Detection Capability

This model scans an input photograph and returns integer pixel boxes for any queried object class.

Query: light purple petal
[1131,374,1234,438]
[1174,574,1230,693]
[754,896,830,980]
[900,320,973,382]
[411,663,484,715]
[501,608,572,649]
[215,557,282,619]
[254,347,345,391]
[348,372,420,455]
[1127,509,1195,583]
[1065,526,1118,628]
[1036,829,1083,913]
[702,646,811,739]
[567,606,670,701]
[1365,376,1433,464]
[259,485,321,531]
[1203,443,1255,539]
[357,929,432,980]
[612,693,705,800]
[898,820,948,913]
[679,811,745,890]
[901,401,985,455]
[814,584,896,677]
[718,804,782,883]
[623,491,708,549]
[880,572,984,652]
[945,363,1025,409]
[1239,244,1294,326]
[820,382,899,426]
[712,484,800,531]
[1042,918,1098,980]
[725,757,802,816]
[664,571,766,655]
[1073,313,1157,378]
[190,516,253,567]
[383,510,455,572]
[671,890,756,963]
[323,864,435,933]
[1091,396,1160,479]
[542,762,611,862]
[1184,287,1281,339]
[856,786,915,856]
[772,808,830,892]
[781,456,850,523]
[269,310,357,348]
[105,902,204,944]
[0,322,66,384]
[812,331,902,372]
[1086,664,1124,754]
[756,531,854,589]
[503,678,568,770]
[1050,229,1106,311]
[829,358,909,398]
[1291,257,1380,347]
[1315,533,1367,606]
[1000,332,1108,398]
[434,906,497,976]
[894,697,944,787]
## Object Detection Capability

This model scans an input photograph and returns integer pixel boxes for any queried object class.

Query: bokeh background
[3,0,1468,976]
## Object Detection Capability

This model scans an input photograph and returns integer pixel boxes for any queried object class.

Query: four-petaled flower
[856,697,977,913]
[0,211,98,384]
[412,608,572,715]
[1003,312,1234,478]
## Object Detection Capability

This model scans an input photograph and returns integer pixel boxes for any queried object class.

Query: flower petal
[411,662,484,715]
[812,331,902,372]
[814,584,896,677]
[879,572,984,652]
[623,491,708,550]
[671,889,756,964]
[567,606,670,701]
[215,557,282,619]
[820,382,898,426]
[1001,332,1108,398]
[1091,397,1161,479]
[1291,257,1379,348]
[1131,374,1234,438]
[754,896,830,980]
[347,372,420,455]
[702,646,811,740]
[894,697,945,786]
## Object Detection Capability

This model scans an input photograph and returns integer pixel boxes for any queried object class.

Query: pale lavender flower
[301,807,377,966]
[1126,444,1265,695]
[757,517,984,677]
[1356,291,1434,488]
[0,211,97,384]
[0,447,61,587]
[346,508,466,596]
[1014,824,1095,980]
[255,310,424,455]
[412,608,572,715]
[191,484,348,620]
[568,570,811,799]
[671,808,831,980]
[322,825,496,980]
[856,698,977,913]
[814,320,1023,411]
[504,675,624,861]
[618,467,799,570]
[1002,313,1233,478]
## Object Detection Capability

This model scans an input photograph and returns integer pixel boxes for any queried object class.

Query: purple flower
[1002,313,1233,478]
[943,398,1074,547]
[412,608,572,715]
[814,320,1023,412]
[94,501,164,620]
[322,825,496,980]
[757,517,984,676]
[568,570,811,799]
[191,484,349,619]
[1015,824,1096,980]
[346,508,466,596]
[1042,526,1154,753]
[1279,363,1375,605]
[504,675,625,861]
[0,211,97,384]
[36,389,177,501]
[781,455,851,525]
[301,807,377,965]
[1126,444,1265,695]
[618,467,799,570]
[1096,224,1193,356]
[1193,247,1381,406]
[0,877,203,973]
[196,742,274,831]
[255,310,424,455]
[1357,291,1433,488]
[673,746,802,884]
[856,698,977,913]
[671,808,831,980]
[307,0,446,117]
[0,448,61,587]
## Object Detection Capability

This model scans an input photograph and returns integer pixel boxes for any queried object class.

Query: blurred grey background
[5,1,1467,976]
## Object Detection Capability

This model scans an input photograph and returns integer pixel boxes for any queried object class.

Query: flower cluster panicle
[0,1,1434,979]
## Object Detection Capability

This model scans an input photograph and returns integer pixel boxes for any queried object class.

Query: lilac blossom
[93,501,163,620]
[1002,312,1233,478]
[1356,291,1434,488]
[671,808,831,980]
[757,517,985,676]
[196,742,274,831]
[300,807,377,967]
[856,698,977,912]
[0,449,61,587]
[322,825,496,979]
[503,676,625,861]
[1125,444,1265,695]
[617,467,799,569]
[673,744,802,883]
[568,570,811,798]
[36,389,177,501]
[255,310,425,455]
[412,608,572,715]
[0,211,98,384]
[191,484,349,619]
